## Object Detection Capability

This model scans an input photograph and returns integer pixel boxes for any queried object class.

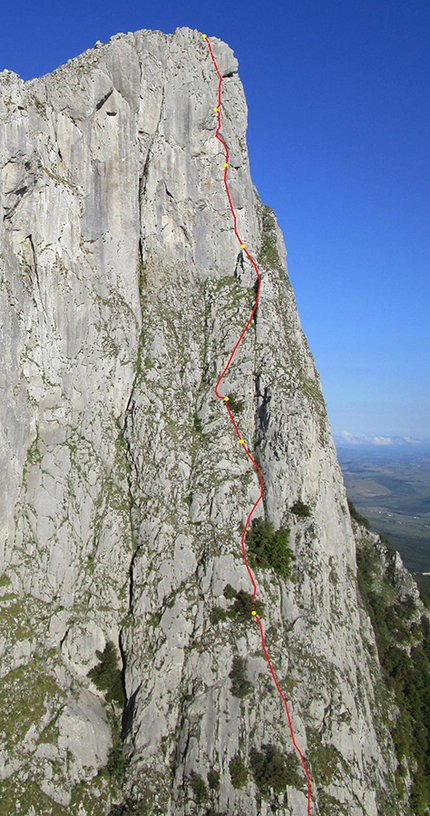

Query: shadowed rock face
[0,27,404,816]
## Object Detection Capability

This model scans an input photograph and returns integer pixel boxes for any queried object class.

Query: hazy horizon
[334,431,430,451]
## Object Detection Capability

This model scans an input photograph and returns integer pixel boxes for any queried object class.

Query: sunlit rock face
[0,28,404,815]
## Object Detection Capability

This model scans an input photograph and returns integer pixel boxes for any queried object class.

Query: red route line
[203,34,312,816]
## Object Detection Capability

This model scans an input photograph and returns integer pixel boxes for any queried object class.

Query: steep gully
[203,35,312,815]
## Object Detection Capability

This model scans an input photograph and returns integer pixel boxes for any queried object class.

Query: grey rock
[57,689,112,774]
[0,25,414,816]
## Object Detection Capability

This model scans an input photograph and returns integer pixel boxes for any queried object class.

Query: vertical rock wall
[0,28,403,815]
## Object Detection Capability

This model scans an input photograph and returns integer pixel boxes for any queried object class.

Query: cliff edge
[0,28,406,815]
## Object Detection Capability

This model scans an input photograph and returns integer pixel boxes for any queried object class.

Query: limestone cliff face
[0,28,404,816]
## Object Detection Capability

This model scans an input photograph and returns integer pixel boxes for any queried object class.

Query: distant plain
[337,445,430,600]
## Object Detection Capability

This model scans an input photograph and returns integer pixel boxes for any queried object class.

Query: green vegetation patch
[210,587,264,628]
[0,776,69,816]
[70,776,115,815]
[316,791,350,816]
[226,394,244,414]
[104,742,128,783]
[107,767,172,815]
[0,659,60,751]
[229,656,252,698]
[246,518,295,578]
[0,599,34,641]
[257,205,283,273]
[348,498,371,530]
[210,606,228,625]
[223,583,237,600]
[356,535,430,814]
[291,500,311,519]
[204,810,226,816]
[229,753,248,788]
[228,589,265,623]
[307,731,345,785]
[249,744,305,795]
[191,772,208,804]
[193,411,203,433]
[0,573,12,588]
[207,769,220,791]
[87,641,125,707]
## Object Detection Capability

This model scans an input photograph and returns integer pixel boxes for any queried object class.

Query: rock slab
[0,27,405,815]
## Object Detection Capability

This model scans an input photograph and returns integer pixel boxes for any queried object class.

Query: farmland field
[337,445,430,599]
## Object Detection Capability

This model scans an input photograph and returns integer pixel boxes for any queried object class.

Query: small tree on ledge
[246,518,295,578]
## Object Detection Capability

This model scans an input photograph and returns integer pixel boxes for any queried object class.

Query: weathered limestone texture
[0,27,405,815]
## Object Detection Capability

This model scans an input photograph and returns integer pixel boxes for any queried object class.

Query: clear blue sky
[2,0,429,439]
